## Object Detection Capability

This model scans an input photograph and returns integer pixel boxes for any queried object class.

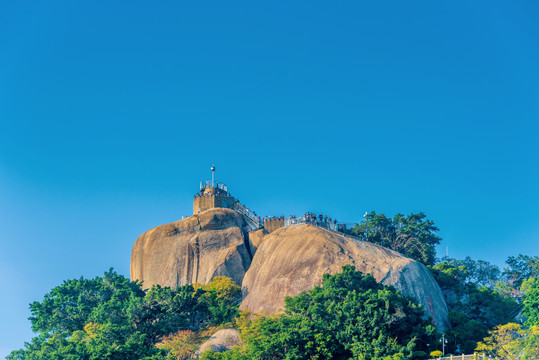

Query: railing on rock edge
[284,217,340,232]
[283,218,360,235]
[282,217,387,248]
[200,181,228,192]
[233,203,262,229]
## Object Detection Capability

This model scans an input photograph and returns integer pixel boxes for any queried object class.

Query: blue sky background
[1,1,538,357]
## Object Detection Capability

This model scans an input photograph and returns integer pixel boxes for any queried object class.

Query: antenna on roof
[211,163,216,187]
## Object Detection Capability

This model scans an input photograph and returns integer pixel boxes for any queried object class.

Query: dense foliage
[427,254,539,356]
[10,266,437,360]
[351,212,441,266]
[473,268,539,359]
[8,271,241,360]
[201,265,437,360]
[429,259,519,354]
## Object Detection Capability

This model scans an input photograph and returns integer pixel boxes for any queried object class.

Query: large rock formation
[240,224,450,331]
[131,208,450,331]
[131,208,253,289]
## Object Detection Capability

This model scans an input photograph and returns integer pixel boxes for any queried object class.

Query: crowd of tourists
[303,212,338,225]
[261,213,339,225]
[263,215,286,221]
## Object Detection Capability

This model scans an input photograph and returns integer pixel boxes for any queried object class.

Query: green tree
[446,311,488,354]
[353,212,441,266]
[441,256,501,289]
[128,283,203,345]
[197,276,242,326]
[28,269,145,336]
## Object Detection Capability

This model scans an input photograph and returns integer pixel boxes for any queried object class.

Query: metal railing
[284,217,339,232]
[200,180,228,192]
[282,218,397,248]
[429,354,491,360]
[233,202,262,229]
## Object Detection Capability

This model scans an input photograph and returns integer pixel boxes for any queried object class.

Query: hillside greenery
[428,259,519,354]
[9,259,539,359]
[7,271,241,360]
[428,255,539,355]
[9,266,436,360]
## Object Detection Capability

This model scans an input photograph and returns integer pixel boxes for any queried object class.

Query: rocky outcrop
[197,329,240,356]
[130,208,253,289]
[240,224,450,331]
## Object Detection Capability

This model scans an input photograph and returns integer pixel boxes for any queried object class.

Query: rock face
[240,224,450,331]
[247,228,268,256]
[131,208,253,289]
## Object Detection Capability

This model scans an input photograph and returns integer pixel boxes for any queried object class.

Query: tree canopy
[440,256,501,289]
[8,270,241,360]
[352,212,441,266]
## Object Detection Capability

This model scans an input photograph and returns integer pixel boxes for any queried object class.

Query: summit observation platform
[193,166,262,229]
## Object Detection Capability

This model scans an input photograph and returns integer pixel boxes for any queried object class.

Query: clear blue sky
[1,1,538,357]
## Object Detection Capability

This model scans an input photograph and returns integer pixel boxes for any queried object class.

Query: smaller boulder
[197,329,240,356]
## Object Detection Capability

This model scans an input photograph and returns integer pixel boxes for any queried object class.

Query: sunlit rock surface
[131,208,252,289]
[240,224,450,331]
